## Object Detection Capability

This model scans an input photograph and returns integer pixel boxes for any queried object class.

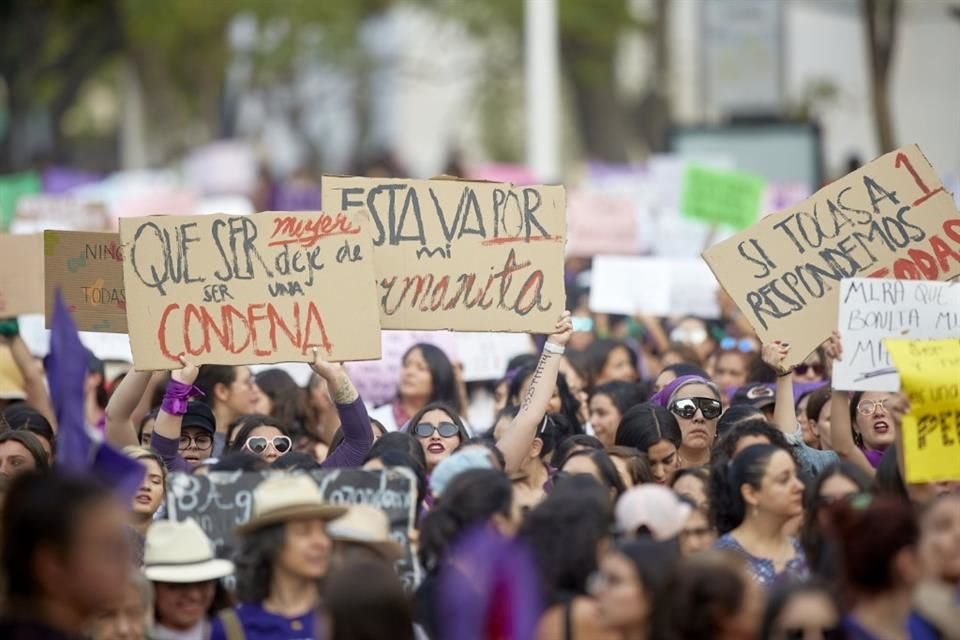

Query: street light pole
[524,0,561,183]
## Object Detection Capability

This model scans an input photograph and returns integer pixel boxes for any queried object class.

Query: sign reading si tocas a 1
[119,212,382,370]
[704,145,960,366]
[322,176,566,333]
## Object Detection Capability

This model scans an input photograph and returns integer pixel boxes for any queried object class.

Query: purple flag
[48,289,144,502]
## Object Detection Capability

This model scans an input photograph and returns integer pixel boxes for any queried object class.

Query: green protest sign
[0,171,41,230]
[680,165,764,230]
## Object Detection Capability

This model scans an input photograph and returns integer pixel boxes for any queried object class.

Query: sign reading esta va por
[322,177,566,333]
[704,145,960,366]
[119,212,381,370]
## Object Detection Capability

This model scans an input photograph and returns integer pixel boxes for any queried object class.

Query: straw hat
[144,518,235,583]
[327,505,403,561]
[236,474,347,535]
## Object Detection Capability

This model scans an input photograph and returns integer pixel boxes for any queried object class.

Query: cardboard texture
[0,234,45,318]
[119,212,382,370]
[885,338,960,483]
[833,278,960,392]
[565,188,639,257]
[681,165,765,229]
[43,231,127,333]
[322,176,566,333]
[703,145,960,366]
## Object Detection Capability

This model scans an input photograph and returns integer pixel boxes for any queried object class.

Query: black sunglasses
[670,397,722,420]
[783,627,843,640]
[414,421,460,439]
[794,363,825,376]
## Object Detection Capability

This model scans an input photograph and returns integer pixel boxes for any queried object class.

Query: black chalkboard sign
[165,468,421,588]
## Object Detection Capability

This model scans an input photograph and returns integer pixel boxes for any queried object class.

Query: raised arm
[5,333,55,427]
[104,369,153,449]
[823,332,875,477]
[497,312,572,474]
[761,340,798,437]
[313,349,372,469]
[150,358,198,473]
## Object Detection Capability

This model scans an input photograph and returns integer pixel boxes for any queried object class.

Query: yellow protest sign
[884,338,960,484]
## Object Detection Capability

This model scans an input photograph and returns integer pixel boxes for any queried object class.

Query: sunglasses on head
[794,362,825,376]
[670,397,722,420]
[414,421,460,439]
[719,337,756,353]
[669,327,708,346]
[245,435,292,455]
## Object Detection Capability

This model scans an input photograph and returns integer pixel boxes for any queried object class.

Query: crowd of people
[0,292,957,640]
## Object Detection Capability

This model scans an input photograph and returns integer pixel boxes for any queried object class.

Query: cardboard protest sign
[565,189,639,257]
[13,195,110,234]
[0,234,45,318]
[703,145,960,366]
[0,172,41,229]
[322,176,566,333]
[165,468,422,589]
[119,212,382,370]
[834,278,960,391]
[43,231,127,333]
[681,165,765,229]
[885,338,960,483]
[589,256,720,318]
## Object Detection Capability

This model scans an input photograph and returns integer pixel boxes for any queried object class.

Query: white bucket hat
[236,474,347,535]
[144,518,235,583]
[327,505,403,560]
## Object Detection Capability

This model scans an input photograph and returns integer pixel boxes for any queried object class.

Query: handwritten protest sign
[834,278,959,391]
[589,256,720,318]
[885,338,960,483]
[0,234,45,318]
[165,468,421,589]
[322,177,566,333]
[704,145,960,366]
[681,165,765,229]
[119,212,381,369]
[565,189,639,257]
[44,231,127,333]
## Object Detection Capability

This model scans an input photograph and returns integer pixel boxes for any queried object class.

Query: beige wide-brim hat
[236,473,347,535]
[144,518,235,583]
[327,504,404,561]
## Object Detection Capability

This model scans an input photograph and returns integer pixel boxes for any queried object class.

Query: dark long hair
[225,415,294,454]
[194,365,238,407]
[402,344,460,412]
[590,381,644,417]
[584,339,637,390]
[254,368,307,430]
[560,449,627,499]
[615,403,682,453]
[709,443,781,535]
[0,430,49,472]
[404,402,470,444]
[233,523,287,603]
[1,472,112,602]
[417,469,513,572]
[324,559,414,640]
[759,580,839,640]
[800,462,874,581]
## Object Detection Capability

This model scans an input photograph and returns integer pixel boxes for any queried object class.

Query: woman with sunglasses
[652,375,723,469]
[404,403,471,474]
[227,416,296,464]
[712,443,808,587]
[759,581,841,640]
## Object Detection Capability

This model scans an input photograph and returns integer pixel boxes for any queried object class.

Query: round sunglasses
[413,421,460,439]
[245,435,292,455]
[669,397,722,420]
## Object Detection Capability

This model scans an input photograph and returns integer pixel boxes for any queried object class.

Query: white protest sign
[833,278,960,391]
[589,256,720,318]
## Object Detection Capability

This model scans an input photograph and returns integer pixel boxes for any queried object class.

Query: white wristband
[543,341,565,355]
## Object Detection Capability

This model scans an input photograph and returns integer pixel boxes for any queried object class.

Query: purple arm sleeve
[320,397,374,469]
[150,432,191,474]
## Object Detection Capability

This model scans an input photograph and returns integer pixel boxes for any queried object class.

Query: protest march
[2,4,960,639]
[0,145,957,640]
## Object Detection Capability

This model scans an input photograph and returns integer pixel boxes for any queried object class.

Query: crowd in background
[0,265,957,640]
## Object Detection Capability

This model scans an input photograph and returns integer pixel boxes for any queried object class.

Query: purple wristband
[161,379,204,416]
